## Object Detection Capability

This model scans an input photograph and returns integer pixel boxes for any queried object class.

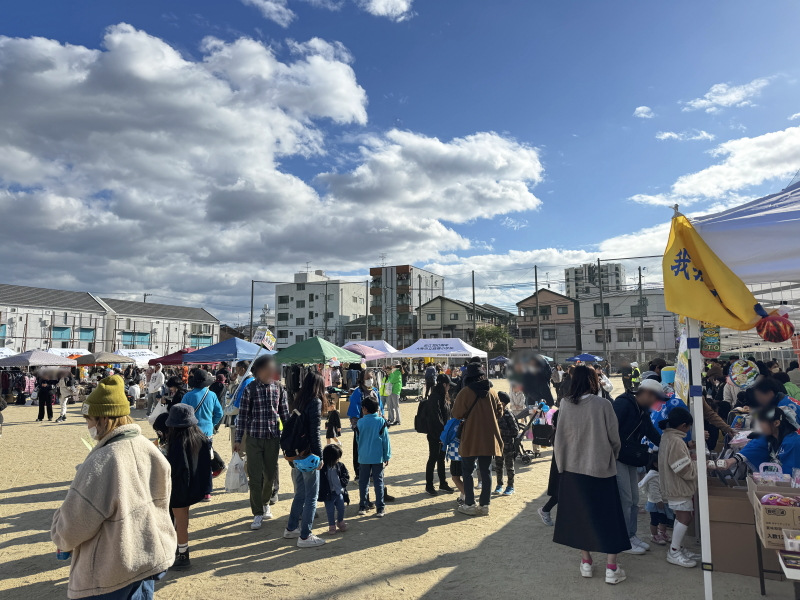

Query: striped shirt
[235,380,290,443]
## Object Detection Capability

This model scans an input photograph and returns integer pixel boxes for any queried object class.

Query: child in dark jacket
[495,392,520,496]
[318,444,350,535]
[325,409,342,445]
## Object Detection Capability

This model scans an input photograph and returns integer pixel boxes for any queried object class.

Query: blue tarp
[182,337,275,363]
[566,353,604,362]
[489,356,510,364]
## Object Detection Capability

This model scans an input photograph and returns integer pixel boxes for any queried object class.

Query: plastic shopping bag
[147,401,167,426]
[225,452,249,493]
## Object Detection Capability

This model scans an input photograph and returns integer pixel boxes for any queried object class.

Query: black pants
[494,451,515,488]
[38,399,53,420]
[426,434,446,487]
[424,381,434,398]
[543,495,558,512]
[352,434,360,475]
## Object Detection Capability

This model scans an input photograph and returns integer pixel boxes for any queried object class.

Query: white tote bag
[147,401,167,425]
[225,452,249,493]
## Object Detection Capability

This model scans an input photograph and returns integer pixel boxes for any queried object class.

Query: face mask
[771,367,780,373]
[365,379,374,388]
[88,426,99,440]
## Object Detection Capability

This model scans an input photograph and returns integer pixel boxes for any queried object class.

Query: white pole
[687,318,713,600]
[227,346,265,408]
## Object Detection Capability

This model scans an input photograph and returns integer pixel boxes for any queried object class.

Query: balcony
[370,305,383,315]
[397,304,411,314]
[370,277,382,290]
[368,316,383,327]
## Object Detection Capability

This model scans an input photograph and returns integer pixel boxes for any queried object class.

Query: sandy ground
[0,377,794,600]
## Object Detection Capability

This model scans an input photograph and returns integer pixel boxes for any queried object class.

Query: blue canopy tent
[182,337,274,363]
[488,356,510,364]
[566,353,603,362]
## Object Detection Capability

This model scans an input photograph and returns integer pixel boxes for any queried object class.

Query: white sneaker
[283,528,301,539]
[478,505,490,516]
[681,547,702,561]
[667,548,697,568]
[263,505,273,520]
[538,508,554,526]
[622,543,646,555]
[631,535,650,551]
[458,504,478,516]
[605,566,626,584]
[251,515,263,530]
[297,534,325,548]
[580,562,593,578]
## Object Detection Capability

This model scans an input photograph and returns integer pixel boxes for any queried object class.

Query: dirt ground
[0,377,794,599]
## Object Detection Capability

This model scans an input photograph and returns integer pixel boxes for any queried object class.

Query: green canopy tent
[273,336,363,365]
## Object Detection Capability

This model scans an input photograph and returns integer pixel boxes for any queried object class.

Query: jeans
[359,463,385,511]
[325,493,346,527]
[462,456,492,506]
[615,460,639,538]
[287,467,320,539]
[245,436,280,516]
[387,394,400,423]
[425,434,446,487]
[92,578,155,600]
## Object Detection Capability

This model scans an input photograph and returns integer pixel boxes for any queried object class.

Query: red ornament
[756,312,795,343]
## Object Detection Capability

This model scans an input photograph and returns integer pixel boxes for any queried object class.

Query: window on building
[352,314,358,321]
[326,294,334,301]
[79,328,95,342]
[296,300,305,308]
[52,326,71,341]
[278,295,289,304]
[595,329,611,343]
[352,296,358,303]
[429,333,439,338]
[539,305,552,316]
[520,328,537,338]
[296,334,304,342]
[296,284,305,291]
[189,334,211,348]
[326,312,334,319]
[631,304,648,317]
[351,332,362,339]
[201,324,212,334]
[277,330,288,339]
[542,329,556,340]
[278,312,289,322]
[593,303,610,317]
[617,328,635,342]
[308,311,314,319]
[557,306,569,315]
[296,318,305,325]
[427,313,436,321]
[359,298,365,305]
[450,312,459,320]
[643,328,654,342]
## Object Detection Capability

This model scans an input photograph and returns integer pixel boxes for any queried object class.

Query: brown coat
[451,384,504,457]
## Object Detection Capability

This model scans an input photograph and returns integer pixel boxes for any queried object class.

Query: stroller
[511,402,554,464]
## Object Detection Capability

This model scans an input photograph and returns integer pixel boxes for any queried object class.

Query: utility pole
[324,280,328,341]
[534,266,541,351]
[365,279,369,341]
[472,270,477,342]
[249,280,255,341]
[143,293,152,303]
[638,266,645,364]
[418,274,422,342]
[440,279,444,339]
[598,258,607,357]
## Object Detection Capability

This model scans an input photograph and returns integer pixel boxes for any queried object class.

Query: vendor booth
[274,337,362,365]
[0,349,76,368]
[113,348,160,367]
[47,348,89,358]
[76,352,136,366]
[345,340,398,355]
[342,342,389,361]
[182,337,270,364]
[394,338,487,360]
[149,348,195,366]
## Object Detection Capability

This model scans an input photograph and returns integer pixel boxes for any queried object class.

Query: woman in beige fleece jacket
[51,375,177,599]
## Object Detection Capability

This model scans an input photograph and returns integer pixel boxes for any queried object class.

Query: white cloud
[630,126,800,206]
[681,77,770,113]
[501,217,528,230]
[789,113,800,121]
[355,0,414,21]
[241,0,296,27]
[633,106,655,119]
[0,25,542,320]
[655,130,715,142]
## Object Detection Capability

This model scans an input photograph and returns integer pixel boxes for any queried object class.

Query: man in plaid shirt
[233,355,290,530]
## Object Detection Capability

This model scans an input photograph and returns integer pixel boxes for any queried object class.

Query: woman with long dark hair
[553,365,631,584]
[347,369,384,479]
[424,374,455,496]
[165,404,212,571]
[283,370,324,547]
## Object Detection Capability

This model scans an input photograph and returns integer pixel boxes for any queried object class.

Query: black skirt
[552,471,632,554]
[546,454,560,497]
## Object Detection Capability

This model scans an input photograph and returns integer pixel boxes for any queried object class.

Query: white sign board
[252,326,276,351]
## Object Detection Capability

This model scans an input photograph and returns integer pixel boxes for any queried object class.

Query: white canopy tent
[394,338,487,359]
[0,348,16,359]
[347,340,398,355]
[47,348,90,357]
[113,348,161,367]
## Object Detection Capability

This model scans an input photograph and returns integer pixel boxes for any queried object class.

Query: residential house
[515,289,580,363]
[416,296,510,347]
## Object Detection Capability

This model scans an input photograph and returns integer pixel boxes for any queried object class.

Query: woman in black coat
[425,374,455,496]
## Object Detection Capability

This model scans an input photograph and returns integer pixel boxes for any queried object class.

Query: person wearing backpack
[234,355,290,530]
[450,362,503,516]
[424,374,455,496]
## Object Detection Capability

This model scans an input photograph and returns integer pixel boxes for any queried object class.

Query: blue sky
[1,1,799,319]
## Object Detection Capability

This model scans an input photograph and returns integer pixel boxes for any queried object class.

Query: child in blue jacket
[355,396,391,517]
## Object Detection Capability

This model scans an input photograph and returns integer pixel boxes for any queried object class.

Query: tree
[472,326,515,354]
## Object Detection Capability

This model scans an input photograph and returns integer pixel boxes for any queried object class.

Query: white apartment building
[578,288,677,366]
[0,284,219,354]
[565,262,626,299]
[275,271,368,349]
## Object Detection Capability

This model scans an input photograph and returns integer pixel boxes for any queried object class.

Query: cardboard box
[339,397,350,415]
[747,476,800,550]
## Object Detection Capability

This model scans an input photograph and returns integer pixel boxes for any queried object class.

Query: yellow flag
[662,215,759,331]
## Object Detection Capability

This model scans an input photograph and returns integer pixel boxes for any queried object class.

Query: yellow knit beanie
[81,375,130,418]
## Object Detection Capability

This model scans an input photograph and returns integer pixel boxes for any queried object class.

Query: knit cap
[81,375,131,417]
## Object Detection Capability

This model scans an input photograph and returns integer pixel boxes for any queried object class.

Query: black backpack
[280,407,309,458]
[414,399,430,434]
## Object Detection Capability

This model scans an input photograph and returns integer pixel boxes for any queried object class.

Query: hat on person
[81,375,130,418]
[706,365,724,380]
[497,391,511,405]
[465,362,485,379]
[649,357,668,370]
[436,373,453,386]
[165,403,198,428]
[189,369,214,389]
[636,378,666,400]
[294,454,321,472]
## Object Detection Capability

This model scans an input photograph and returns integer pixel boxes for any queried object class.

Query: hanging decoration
[754,306,795,343]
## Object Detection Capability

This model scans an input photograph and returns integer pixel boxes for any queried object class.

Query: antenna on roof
[784,167,800,190]
[305,262,311,273]
[379,253,387,267]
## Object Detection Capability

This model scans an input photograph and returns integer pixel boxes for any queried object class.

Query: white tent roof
[693,180,800,283]
[347,340,398,354]
[47,348,90,357]
[0,348,17,358]
[394,338,487,358]
[114,348,161,366]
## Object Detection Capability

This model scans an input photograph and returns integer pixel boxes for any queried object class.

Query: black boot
[384,487,396,502]
[439,482,455,493]
[172,549,191,571]
[425,485,438,496]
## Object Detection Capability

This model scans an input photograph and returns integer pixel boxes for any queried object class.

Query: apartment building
[565,262,626,299]
[0,284,219,354]
[368,265,444,349]
[416,296,513,343]
[275,271,368,350]
[515,289,580,363]
[578,288,676,365]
